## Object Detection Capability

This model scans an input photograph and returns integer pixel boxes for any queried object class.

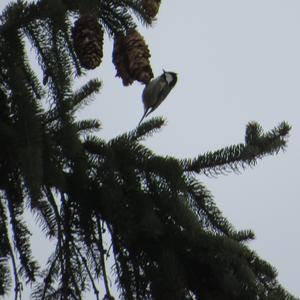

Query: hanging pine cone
[72,14,104,70]
[125,29,153,84]
[142,0,161,19]
[112,29,153,86]
[112,33,134,86]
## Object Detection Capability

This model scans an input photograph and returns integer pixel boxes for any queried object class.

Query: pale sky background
[1,0,300,299]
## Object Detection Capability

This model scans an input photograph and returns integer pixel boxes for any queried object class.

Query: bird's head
[162,69,178,87]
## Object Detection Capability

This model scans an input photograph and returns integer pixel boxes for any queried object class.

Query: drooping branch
[72,241,100,300]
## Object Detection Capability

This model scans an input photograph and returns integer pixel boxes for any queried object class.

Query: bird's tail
[138,110,148,126]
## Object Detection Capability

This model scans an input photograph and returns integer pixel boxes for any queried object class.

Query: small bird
[138,70,178,125]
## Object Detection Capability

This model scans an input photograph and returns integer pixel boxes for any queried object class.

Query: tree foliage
[0,1,297,299]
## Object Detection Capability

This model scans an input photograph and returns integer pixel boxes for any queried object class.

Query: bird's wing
[142,77,164,108]
[149,80,172,113]
[139,76,169,124]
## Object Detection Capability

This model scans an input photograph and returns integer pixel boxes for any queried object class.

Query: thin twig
[96,217,112,298]
[72,241,100,300]
[8,239,21,300]
[0,202,21,300]
[43,186,65,291]
[1,200,22,300]
[69,268,83,300]
[60,192,72,300]
[41,249,61,300]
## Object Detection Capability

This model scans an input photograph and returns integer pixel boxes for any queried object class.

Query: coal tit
[138,70,177,125]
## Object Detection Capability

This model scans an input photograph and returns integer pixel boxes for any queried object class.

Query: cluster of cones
[112,29,153,86]
[72,0,162,85]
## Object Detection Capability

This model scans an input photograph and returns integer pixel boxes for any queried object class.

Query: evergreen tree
[0,1,297,299]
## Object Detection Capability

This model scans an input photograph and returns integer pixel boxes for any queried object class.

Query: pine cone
[142,0,161,19]
[112,33,134,86]
[125,29,153,84]
[112,29,153,86]
[72,14,104,70]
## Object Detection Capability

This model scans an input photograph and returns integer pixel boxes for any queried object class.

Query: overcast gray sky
[1,0,300,299]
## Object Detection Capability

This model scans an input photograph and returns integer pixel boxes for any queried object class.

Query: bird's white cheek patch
[165,73,173,84]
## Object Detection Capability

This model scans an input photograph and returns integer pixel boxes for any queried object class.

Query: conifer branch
[108,225,134,300]
[8,241,22,300]
[72,241,100,300]
[40,187,65,299]
[75,119,102,135]
[23,21,53,87]
[61,193,72,300]
[185,177,235,235]
[6,183,39,282]
[183,121,291,176]
[130,117,165,141]
[39,250,61,300]
[33,198,56,238]
[69,79,102,113]
[0,200,15,297]
[1,196,24,300]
